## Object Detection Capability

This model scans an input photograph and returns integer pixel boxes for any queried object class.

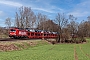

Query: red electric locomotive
[9,27,58,39]
[9,27,28,38]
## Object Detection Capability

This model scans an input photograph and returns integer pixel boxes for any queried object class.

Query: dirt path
[79,45,90,58]
[74,46,78,60]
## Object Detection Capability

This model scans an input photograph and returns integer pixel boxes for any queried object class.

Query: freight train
[9,27,58,39]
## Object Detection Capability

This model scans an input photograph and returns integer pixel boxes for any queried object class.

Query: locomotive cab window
[10,29,16,32]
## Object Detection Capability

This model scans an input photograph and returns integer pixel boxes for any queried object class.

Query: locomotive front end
[9,28,17,38]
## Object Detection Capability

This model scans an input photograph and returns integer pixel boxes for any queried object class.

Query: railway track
[0,38,42,41]
[0,38,18,41]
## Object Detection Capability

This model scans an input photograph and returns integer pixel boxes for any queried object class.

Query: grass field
[0,38,90,60]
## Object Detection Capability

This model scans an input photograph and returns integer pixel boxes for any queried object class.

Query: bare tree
[5,17,11,28]
[77,21,87,42]
[36,13,48,30]
[15,12,20,28]
[67,21,78,35]
[87,16,90,21]
[15,6,36,28]
[37,19,59,32]
[78,21,90,37]
[55,13,68,43]
[36,13,43,29]
[68,15,79,42]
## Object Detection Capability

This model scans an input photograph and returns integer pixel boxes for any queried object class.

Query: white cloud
[33,7,64,14]
[67,0,90,18]
[32,8,54,13]
[0,11,3,14]
[0,0,64,14]
[32,5,64,14]
[67,11,89,17]
[26,0,64,13]
[0,11,5,17]
[0,0,23,7]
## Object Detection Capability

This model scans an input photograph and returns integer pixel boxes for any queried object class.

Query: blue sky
[0,0,90,27]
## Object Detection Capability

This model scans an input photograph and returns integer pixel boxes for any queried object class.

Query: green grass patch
[0,43,74,60]
[0,38,90,60]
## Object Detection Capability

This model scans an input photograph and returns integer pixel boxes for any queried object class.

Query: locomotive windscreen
[10,29,16,32]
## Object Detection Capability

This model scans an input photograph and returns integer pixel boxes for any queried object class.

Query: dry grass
[0,39,41,45]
